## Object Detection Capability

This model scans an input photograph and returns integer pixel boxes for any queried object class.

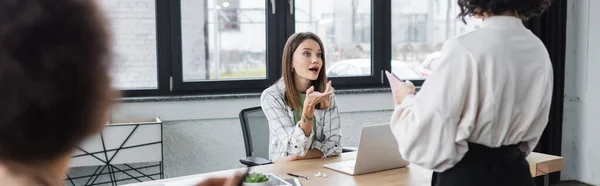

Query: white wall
[562,0,600,185]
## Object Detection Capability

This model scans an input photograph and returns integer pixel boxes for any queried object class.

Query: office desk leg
[535,175,549,186]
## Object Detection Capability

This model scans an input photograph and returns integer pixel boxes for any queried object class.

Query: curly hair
[457,0,552,22]
[0,0,115,184]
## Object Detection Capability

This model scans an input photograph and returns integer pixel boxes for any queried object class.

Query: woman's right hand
[304,81,334,108]
[394,80,416,105]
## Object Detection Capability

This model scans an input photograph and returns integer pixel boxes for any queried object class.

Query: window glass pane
[391,0,480,80]
[295,0,372,77]
[181,0,267,81]
[99,0,159,89]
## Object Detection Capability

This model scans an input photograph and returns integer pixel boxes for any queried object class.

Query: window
[108,0,563,97]
[179,0,267,82]
[391,0,480,80]
[99,0,159,90]
[103,0,477,96]
[167,0,283,94]
[294,0,372,78]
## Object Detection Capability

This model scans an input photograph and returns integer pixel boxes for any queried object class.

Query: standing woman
[261,32,342,163]
[389,0,553,186]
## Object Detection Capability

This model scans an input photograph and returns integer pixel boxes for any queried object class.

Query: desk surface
[125,152,563,186]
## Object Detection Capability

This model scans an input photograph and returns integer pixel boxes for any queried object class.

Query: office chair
[238,106,357,167]
[239,106,272,167]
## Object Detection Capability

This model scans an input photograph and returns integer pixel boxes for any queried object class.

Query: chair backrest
[239,106,270,159]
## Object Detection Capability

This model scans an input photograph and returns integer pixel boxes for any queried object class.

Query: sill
[111,87,421,121]
[119,87,392,103]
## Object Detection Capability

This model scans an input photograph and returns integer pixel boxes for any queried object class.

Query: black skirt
[431,142,534,186]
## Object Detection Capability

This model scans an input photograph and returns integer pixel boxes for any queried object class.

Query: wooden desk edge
[123,152,565,186]
[527,152,565,177]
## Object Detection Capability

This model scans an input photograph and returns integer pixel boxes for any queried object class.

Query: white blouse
[390,16,554,172]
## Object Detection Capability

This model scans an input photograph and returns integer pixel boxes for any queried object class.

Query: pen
[286,172,309,180]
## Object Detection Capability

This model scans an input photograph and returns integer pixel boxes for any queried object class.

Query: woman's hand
[194,171,244,186]
[304,81,334,107]
[300,81,333,135]
[394,80,416,105]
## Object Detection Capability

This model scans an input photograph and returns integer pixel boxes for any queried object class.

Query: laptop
[323,124,410,175]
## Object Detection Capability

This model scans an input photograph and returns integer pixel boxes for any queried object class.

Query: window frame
[120,0,562,97]
[286,0,389,90]
[162,0,397,96]
[168,0,283,95]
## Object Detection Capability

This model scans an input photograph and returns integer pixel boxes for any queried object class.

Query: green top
[293,93,317,140]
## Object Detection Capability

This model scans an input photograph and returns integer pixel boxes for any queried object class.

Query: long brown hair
[281,32,329,111]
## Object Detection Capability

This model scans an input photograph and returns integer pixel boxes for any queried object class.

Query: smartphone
[385,70,402,81]
[385,70,403,107]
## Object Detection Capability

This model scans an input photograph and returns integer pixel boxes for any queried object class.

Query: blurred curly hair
[457,0,552,22]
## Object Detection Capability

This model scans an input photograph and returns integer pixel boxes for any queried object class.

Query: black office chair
[239,106,272,167]
[238,106,357,167]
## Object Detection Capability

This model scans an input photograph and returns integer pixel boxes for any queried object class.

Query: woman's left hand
[394,80,416,105]
[304,81,334,107]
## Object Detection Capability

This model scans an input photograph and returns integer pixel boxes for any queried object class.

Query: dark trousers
[431,142,534,186]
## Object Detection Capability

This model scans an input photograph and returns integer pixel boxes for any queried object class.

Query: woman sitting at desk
[389,0,553,186]
[261,32,342,163]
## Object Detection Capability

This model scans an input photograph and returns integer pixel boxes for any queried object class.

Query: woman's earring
[291,68,294,73]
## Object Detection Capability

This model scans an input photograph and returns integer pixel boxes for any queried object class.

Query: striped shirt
[260,80,342,161]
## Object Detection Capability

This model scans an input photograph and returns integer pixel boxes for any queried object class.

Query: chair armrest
[342,146,358,153]
[239,157,272,167]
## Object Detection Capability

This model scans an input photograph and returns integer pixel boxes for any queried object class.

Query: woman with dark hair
[0,0,115,185]
[261,32,342,163]
[389,0,553,186]
[0,0,242,185]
